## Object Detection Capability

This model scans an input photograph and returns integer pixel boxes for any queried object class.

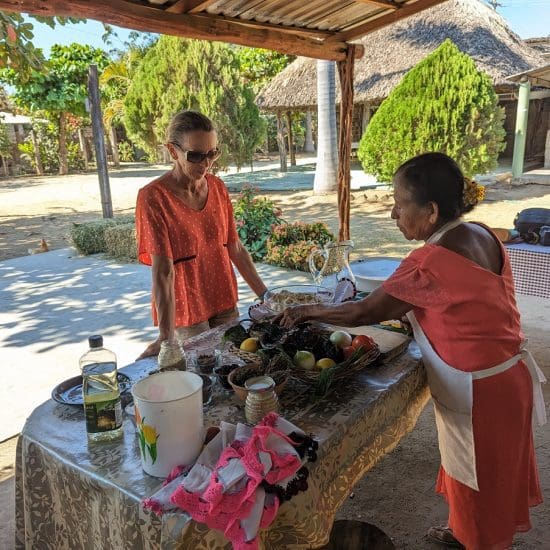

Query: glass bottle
[157,339,187,371]
[244,376,279,424]
[80,335,123,442]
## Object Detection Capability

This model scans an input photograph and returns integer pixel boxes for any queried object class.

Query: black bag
[513,208,550,244]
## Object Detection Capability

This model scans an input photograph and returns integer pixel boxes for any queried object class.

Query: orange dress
[136,173,239,327]
[383,243,542,550]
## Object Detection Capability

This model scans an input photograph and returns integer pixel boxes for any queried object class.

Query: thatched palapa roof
[256,0,547,111]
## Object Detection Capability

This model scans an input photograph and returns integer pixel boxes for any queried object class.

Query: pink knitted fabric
[170,413,301,550]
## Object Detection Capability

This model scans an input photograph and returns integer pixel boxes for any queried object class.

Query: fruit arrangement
[222,321,380,397]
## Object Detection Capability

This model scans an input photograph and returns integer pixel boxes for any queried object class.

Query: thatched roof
[257,0,547,111]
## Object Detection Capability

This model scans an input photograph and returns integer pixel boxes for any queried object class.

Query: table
[505,242,550,299]
[15,325,429,550]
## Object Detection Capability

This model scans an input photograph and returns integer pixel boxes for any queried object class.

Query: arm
[138,254,175,359]
[228,240,268,300]
[277,286,413,328]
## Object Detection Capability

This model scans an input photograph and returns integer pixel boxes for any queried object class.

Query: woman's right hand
[137,338,162,360]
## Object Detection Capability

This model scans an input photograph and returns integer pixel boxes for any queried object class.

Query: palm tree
[313,60,338,193]
[99,54,136,167]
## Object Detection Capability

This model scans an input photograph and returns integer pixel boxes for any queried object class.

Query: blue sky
[28,1,549,56]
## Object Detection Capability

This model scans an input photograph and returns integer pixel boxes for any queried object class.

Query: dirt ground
[1,164,549,548]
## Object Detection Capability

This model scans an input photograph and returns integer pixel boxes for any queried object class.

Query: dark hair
[394,152,473,220]
[166,111,215,143]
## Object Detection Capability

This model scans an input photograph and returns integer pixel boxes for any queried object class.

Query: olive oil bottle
[80,335,123,442]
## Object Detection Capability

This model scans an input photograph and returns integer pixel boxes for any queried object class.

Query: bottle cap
[88,335,103,349]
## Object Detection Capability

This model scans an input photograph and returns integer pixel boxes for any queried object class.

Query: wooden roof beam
[0,0,363,61]
[355,0,400,9]
[331,0,448,42]
[166,0,215,15]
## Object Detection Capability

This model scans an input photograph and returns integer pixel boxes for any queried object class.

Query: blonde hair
[166,111,214,144]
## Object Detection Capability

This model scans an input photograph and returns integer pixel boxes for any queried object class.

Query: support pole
[88,64,113,218]
[336,45,355,242]
[304,111,315,153]
[286,111,296,166]
[512,79,531,179]
[276,112,287,172]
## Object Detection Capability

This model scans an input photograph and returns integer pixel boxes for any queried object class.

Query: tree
[124,36,264,169]
[358,39,506,181]
[1,43,109,174]
[313,60,338,193]
[0,115,11,176]
[0,13,82,78]
[235,47,294,94]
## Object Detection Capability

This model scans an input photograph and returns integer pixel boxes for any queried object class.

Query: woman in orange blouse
[277,153,545,549]
[136,111,267,358]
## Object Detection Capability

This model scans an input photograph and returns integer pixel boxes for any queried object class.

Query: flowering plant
[233,184,283,261]
[266,222,335,272]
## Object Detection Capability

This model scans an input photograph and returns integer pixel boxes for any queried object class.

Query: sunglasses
[170,142,221,164]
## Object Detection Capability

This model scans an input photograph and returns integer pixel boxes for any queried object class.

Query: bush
[70,216,135,255]
[233,184,283,261]
[358,39,506,181]
[118,141,135,162]
[265,222,335,272]
[104,223,137,261]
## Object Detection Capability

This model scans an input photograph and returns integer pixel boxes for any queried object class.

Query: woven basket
[289,343,381,385]
[227,344,263,367]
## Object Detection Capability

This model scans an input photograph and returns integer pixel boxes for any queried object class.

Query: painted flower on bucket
[135,406,159,464]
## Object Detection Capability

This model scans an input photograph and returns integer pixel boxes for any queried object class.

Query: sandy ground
[1,161,549,262]
[1,163,549,548]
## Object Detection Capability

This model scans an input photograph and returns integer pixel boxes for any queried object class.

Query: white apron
[407,219,547,491]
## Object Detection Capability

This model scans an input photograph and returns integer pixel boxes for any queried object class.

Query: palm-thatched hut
[257,0,549,162]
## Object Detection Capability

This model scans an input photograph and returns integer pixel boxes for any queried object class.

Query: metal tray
[51,372,132,406]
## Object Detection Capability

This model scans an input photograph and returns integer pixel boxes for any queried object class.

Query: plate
[352,258,401,292]
[51,372,132,406]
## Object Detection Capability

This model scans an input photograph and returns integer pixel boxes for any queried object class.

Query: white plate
[352,258,401,292]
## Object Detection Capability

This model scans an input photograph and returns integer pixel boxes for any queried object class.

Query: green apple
[293,350,316,370]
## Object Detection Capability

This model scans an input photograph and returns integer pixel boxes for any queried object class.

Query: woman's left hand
[276,305,317,328]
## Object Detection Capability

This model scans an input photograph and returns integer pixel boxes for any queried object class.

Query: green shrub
[358,39,506,181]
[70,216,135,255]
[104,223,137,261]
[118,140,135,162]
[265,221,335,272]
[233,184,283,261]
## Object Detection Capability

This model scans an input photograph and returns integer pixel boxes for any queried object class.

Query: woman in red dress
[278,152,545,549]
[136,111,267,358]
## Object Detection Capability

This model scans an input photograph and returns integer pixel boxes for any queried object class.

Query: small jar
[158,339,186,371]
[244,376,279,425]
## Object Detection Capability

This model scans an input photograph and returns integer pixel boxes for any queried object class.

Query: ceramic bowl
[264,284,334,313]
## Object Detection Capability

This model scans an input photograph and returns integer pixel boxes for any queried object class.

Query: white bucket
[131,371,204,478]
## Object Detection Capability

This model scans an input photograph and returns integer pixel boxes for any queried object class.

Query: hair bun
[463,177,485,207]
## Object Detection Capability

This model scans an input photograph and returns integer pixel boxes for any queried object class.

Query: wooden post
[30,129,44,175]
[78,127,90,170]
[276,112,287,172]
[361,103,371,135]
[336,45,355,242]
[286,111,296,166]
[304,111,315,153]
[88,64,113,218]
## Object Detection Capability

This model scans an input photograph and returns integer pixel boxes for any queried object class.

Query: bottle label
[84,397,122,433]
